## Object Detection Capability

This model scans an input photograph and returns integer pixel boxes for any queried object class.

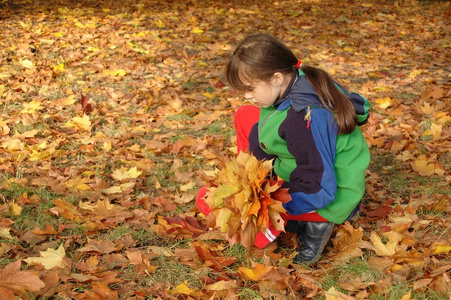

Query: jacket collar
[274,72,324,112]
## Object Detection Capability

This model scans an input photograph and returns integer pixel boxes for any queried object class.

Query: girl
[197,33,370,264]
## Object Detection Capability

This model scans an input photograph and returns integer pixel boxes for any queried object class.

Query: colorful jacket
[248,70,370,224]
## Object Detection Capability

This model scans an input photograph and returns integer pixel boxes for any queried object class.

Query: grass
[152,256,208,289]
[322,256,450,300]
[368,150,450,198]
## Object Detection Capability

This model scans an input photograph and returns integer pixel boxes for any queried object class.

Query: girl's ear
[271,72,284,87]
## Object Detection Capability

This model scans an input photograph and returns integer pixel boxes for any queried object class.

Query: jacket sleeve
[334,82,370,125]
[279,108,338,215]
[248,122,278,161]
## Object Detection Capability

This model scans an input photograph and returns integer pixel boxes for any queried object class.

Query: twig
[433,223,451,244]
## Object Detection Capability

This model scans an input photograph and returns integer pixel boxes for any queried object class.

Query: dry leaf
[23,244,66,270]
[0,260,45,293]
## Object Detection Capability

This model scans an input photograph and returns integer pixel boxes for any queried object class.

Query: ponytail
[300,64,357,134]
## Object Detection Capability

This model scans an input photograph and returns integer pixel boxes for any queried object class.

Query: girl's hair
[226,33,357,134]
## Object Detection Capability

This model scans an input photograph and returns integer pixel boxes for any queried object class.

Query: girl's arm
[248,123,278,161]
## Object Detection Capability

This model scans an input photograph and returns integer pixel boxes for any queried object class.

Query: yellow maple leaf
[103,142,112,152]
[0,227,14,239]
[1,138,23,151]
[325,286,355,300]
[370,231,405,257]
[375,97,392,109]
[9,202,22,216]
[430,123,443,139]
[74,20,85,28]
[102,182,135,194]
[408,69,422,78]
[180,181,195,192]
[21,100,42,114]
[419,102,434,115]
[192,27,204,34]
[112,166,142,181]
[103,69,126,77]
[64,114,91,131]
[430,243,451,255]
[169,281,192,295]
[52,63,65,73]
[411,155,436,176]
[370,231,393,256]
[216,208,233,233]
[210,184,240,208]
[126,166,142,178]
[111,168,130,181]
[127,144,141,152]
[24,244,66,270]
[54,94,76,106]
[20,59,34,69]
[27,141,57,161]
[65,177,93,191]
[238,263,273,281]
[436,111,451,124]
[155,19,165,28]
[201,92,214,98]
[167,281,202,296]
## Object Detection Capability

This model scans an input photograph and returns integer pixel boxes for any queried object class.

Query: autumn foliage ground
[0,0,450,299]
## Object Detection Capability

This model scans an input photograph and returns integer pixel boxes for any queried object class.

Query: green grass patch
[368,150,450,198]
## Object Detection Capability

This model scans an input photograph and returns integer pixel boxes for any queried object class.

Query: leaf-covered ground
[0,0,450,299]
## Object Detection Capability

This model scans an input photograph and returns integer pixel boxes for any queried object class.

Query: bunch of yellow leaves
[203,151,291,251]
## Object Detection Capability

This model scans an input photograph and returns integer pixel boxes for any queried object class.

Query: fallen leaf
[370,231,395,256]
[238,263,273,281]
[8,202,22,216]
[325,286,355,299]
[64,114,91,131]
[23,244,66,270]
[0,260,45,293]
[430,243,451,255]
[167,281,203,296]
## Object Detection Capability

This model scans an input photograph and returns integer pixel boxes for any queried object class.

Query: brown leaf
[0,286,17,300]
[125,250,143,265]
[0,260,45,293]
[32,223,66,235]
[331,222,364,260]
[413,278,433,291]
[82,283,118,300]
[78,239,118,254]
[163,215,207,238]
[39,270,60,297]
[191,240,237,271]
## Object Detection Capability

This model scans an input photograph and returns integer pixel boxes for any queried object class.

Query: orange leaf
[331,222,364,260]
[191,241,237,271]
[0,260,45,293]
[83,283,118,300]
[238,263,273,281]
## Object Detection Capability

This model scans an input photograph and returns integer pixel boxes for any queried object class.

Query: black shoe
[294,221,335,265]
[285,220,302,233]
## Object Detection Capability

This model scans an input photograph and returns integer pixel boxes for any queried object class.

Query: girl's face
[243,80,282,108]
[242,73,290,108]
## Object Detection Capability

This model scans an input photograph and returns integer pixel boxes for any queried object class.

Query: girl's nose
[244,92,253,99]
